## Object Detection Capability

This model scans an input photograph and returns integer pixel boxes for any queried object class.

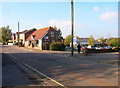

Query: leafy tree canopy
[0,26,12,44]
[110,38,120,47]
[76,36,79,39]
[97,37,107,43]
[53,25,63,41]
[88,35,95,46]
[64,34,72,46]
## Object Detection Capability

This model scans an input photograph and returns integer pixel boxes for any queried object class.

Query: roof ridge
[37,26,51,30]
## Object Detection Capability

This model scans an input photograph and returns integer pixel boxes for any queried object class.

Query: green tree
[57,28,63,41]
[106,39,110,46]
[53,25,63,41]
[117,38,120,47]
[110,38,117,46]
[0,29,2,42]
[53,25,57,30]
[98,37,107,43]
[76,36,79,39]
[105,37,113,46]
[64,34,72,46]
[0,26,12,44]
[88,35,95,46]
[103,38,107,43]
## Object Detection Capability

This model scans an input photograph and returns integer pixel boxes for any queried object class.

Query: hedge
[50,42,65,51]
[113,47,119,52]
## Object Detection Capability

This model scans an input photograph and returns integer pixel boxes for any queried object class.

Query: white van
[87,46,95,49]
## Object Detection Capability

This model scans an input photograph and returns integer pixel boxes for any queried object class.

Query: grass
[74,49,78,52]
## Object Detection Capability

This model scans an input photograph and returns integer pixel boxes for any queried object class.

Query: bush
[19,42,23,47]
[2,42,8,45]
[50,42,65,51]
[15,42,23,47]
[113,47,119,52]
[15,42,18,45]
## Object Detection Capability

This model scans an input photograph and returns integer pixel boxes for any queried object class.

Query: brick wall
[42,27,58,50]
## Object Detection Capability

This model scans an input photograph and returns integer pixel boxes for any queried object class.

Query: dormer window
[31,35,35,40]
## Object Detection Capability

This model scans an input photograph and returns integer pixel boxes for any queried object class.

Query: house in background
[71,38,103,49]
[12,31,25,44]
[19,28,36,46]
[12,28,36,46]
[25,26,58,50]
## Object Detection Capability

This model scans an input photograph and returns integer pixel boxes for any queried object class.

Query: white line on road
[6,52,67,88]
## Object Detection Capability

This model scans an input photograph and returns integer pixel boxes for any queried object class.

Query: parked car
[101,47,105,50]
[8,43,13,46]
[87,46,95,49]
[66,46,70,49]
[112,47,116,50]
[95,47,102,50]
[104,47,112,49]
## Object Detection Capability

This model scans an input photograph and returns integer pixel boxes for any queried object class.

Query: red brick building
[25,26,58,50]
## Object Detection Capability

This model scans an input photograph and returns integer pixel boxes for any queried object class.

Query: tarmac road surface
[2,45,119,87]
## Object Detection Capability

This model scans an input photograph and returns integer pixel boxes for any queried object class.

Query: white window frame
[51,32,54,37]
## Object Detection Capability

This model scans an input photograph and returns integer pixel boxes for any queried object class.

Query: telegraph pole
[71,0,74,56]
[18,22,20,47]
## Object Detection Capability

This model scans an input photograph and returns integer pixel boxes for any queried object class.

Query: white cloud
[94,6,99,12]
[100,11,118,21]
[49,19,83,38]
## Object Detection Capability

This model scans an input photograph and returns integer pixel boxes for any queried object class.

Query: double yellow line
[7,53,67,88]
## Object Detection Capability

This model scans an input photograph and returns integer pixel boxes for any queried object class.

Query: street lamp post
[71,0,74,56]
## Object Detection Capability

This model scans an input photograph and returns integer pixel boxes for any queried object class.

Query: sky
[1,1,118,39]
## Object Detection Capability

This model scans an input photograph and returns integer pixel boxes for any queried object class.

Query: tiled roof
[26,26,55,41]
[21,30,27,33]
[16,30,27,34]
[23,28,36,34]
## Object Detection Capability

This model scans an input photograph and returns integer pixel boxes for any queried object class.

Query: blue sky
[1,1,118,39]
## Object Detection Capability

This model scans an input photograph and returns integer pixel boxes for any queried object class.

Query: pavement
[15,45,119,65]
[2,53,32,86]
[2,53,47,87]
[2,45,119,87]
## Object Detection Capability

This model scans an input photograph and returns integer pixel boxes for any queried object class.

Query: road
[2,45,119,87]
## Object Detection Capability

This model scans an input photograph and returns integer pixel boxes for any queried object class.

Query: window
[50,32,54,37]
[31,35,35,40]
[45,36,48,39]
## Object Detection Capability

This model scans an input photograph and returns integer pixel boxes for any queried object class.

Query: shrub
[113,47,119,52]
[15,42,18,45]
[15,42,23,47]
[19,42,23,47]
[50,42,65,51]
